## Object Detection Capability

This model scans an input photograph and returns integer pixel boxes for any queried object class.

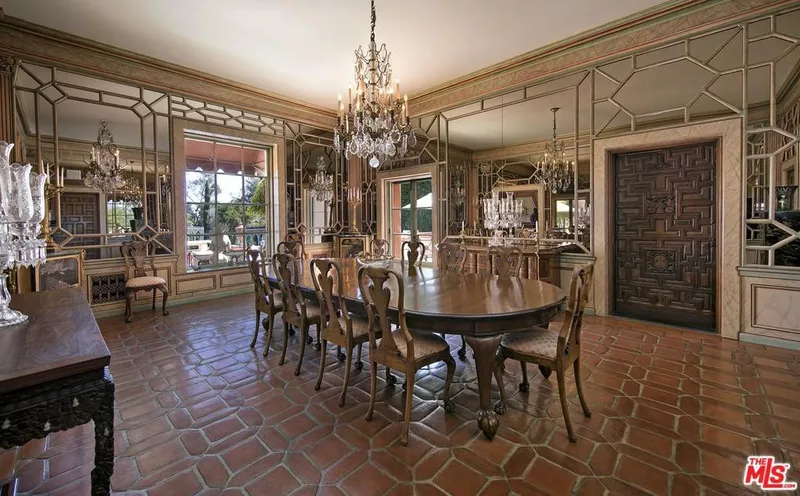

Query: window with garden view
[184,137,272,270]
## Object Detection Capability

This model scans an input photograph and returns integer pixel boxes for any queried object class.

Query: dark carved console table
[0,288,114,495]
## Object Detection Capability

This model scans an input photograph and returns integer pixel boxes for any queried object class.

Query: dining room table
[262,257,566,440]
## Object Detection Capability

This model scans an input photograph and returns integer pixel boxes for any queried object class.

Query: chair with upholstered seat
[246,248,283,356]
[273,252,323,375]
[487,245,523,277]
[401,238,426,266]
[370,238,390,256]
[358,265,456,446]
[311,258,381,406]
[493,263,594,442]
[120,240,169,323]
[277,239,306,260]
[438,243,469,357]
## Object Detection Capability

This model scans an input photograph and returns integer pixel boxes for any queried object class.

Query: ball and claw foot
[337,351,346,362]
[306,335,313,345]
[518,382,530,392]
[162,309,169,316]
[288,327,296,336]
[493,401,507,415]
[477,410,500,440]
[314,342,321,351]
[355,361,363,371]
[386,374,397,386]
[457,348,467,360]
[538,365,552,379]
[125,316,133,323]
[443,400,455,413]
[402,381,407,391]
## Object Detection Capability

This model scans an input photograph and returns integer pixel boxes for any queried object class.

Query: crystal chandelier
[0,142,47,326]
[482,190,524,245]
[84,119,128,193]
[310,156,334,203]
[535,108,574,193]
[333,0,416,169]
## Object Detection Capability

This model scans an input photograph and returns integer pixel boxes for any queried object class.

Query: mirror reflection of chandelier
[84,119,128,193]
[333,0,416,169]
[535,108,574,193]
[310,156,334,203]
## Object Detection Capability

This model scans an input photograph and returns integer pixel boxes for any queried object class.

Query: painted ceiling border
[0,10,337,130]
[409,0,796,116]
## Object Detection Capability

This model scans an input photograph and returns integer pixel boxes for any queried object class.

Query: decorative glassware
[482,191,524,246]
[0,141,48,327]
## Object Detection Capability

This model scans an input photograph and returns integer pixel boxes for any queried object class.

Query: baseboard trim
[739,332,800,351]
[92,287,251,320]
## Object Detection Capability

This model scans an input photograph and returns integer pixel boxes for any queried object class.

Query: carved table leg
[465,335,503,440]
[91,372,115,496]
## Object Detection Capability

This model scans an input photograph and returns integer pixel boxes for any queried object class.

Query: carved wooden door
[613,142,716,330]
[59,193,101,259]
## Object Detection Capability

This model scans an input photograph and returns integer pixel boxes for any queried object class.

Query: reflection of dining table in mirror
[263,257,565,440]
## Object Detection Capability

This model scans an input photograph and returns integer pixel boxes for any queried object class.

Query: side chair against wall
[401,238,426,266]
[285,226,307,244]
[487,245,523,278]
[358,265,456,446]
[311,258,379,406]
[273,253,323,375]
[277,239,306,260]
[437,242,468,358]
[493,263,594,442]
[120,240,169,323]
[246,248,283,356]
[370,238,390,256]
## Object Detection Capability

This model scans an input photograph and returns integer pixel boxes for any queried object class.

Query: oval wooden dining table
[262,257,566,440]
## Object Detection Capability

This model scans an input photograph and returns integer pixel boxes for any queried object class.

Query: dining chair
[311,259,377,406]
[438,242,469,358]
[277,239,306,260]
[487,245,523,277]
[247,248,283,356]
[493,263,594,442]
[401,238,426,266]
[273,252,323,375]
[120,240,169,323]
[370,238,390,256]
[358,265,456,446]
[285,226,306,244]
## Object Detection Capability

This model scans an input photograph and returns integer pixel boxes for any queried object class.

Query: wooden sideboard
[457,241,569,287]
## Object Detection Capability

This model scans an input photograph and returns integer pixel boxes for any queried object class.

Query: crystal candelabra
[0,142,47,327]
[347,185,362,233]
[310,156,334,203]
[482,191,524,246]
[41,162,65,249]
[333,0,415,169]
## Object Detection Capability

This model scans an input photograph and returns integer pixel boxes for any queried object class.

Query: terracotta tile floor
[2,293,800,495]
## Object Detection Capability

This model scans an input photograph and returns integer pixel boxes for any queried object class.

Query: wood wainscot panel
[220,270,252,289]
[176,275,216,295]
[749,281,800,339]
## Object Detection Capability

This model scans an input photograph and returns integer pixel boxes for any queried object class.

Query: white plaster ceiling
[5,0,668,109]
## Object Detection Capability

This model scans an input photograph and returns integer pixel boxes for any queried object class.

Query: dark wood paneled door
[613,142,717,331]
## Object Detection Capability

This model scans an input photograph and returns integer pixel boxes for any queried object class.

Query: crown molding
[409,0,796,116]
[0,15,337,130]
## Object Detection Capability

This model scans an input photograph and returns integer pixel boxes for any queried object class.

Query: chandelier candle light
[347,185,362,233]
[0,142,47,327]
[482,190,524,246]
[333,0,416,169]
[84,119,128,194]
[535,108,574,194]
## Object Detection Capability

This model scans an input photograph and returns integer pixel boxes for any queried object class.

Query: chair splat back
[370,238,390,257]
[488,245,523,277]
[558,263,594,357]
[273,253,304,318]
[401,239,426,266]
[121,240,157,278]
[438,243,467,274]
[276,240,305,260]
[310,259,350,337]
[358,266,411,358]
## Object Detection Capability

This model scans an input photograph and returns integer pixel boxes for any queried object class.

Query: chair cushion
[391,330,449,360]
[501,327,560,359]
[350,316,371,338]
[126,276,166,289]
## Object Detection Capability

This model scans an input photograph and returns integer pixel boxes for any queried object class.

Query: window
[388,177,433,262]
[106,200,135,234]
[184,136,273,270]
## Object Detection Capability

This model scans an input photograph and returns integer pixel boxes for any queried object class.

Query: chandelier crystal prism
[84,119,128,194]
[333,0,415,169]
[534,108,574,194]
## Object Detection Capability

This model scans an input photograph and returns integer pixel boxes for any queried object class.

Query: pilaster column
[0,54,17,160]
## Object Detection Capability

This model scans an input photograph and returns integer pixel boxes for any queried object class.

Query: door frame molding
[592,118,742,339]
[610,140,720,331]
